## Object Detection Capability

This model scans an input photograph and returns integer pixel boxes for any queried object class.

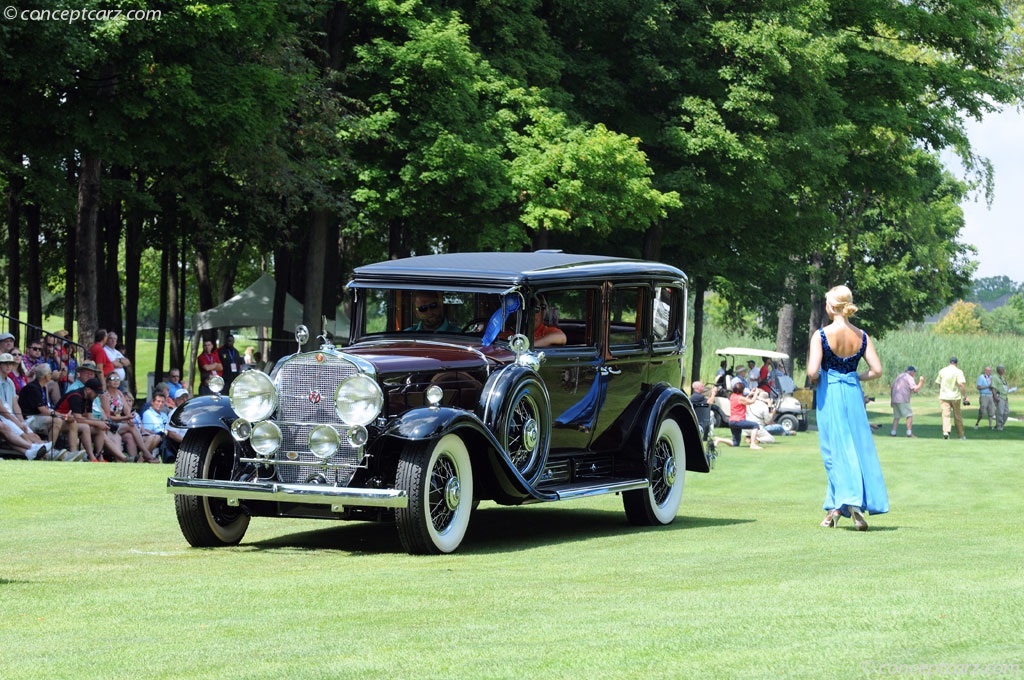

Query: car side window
[536,288,597,347]
[652,286,681,344]
[608,286,643,347]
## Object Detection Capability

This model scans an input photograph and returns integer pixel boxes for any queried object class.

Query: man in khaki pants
[935,356,967,440]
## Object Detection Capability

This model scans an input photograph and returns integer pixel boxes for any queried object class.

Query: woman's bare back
[822,322,865,358]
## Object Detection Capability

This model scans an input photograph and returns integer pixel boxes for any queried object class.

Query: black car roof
[349,252,686,290]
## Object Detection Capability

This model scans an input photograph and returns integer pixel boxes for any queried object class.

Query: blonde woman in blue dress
[806,285,889,530]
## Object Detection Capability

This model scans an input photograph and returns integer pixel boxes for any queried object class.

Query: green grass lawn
[1,403,1022,679]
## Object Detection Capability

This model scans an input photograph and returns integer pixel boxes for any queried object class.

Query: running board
[553,478,650,500]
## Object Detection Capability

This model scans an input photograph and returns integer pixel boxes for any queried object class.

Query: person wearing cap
[18,364,87,460]
[890,365,925,437]
[0,331,16,355]
[172,386,191,406]
[936,356,967,440]
[55,377,108,462]
[974,366,995,430]
[0,352,52,459]
[66,360,99,392]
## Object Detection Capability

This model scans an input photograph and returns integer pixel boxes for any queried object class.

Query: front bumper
[167,477,409,508]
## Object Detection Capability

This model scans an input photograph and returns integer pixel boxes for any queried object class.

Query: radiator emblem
[309,390,322,404]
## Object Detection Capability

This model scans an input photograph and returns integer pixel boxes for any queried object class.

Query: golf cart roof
[715,347,790,361]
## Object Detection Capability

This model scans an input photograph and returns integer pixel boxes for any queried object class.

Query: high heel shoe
[820,510,840,528]
[849,507,868,531]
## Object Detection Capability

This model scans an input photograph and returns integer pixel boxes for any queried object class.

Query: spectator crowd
[0,328,190,462]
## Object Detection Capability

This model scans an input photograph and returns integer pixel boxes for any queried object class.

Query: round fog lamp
[230,418,252,442]
[309,425,341,460]
[250,420,282,457]
[209,375,225,394]
[348,425,368,447]
[426,384,443,406]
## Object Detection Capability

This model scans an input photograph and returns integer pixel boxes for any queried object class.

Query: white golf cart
[710,347,809,433]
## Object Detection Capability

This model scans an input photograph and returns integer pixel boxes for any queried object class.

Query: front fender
[640,385,710,474]
[381,406,556,502]
[169,395,237,431]
[385,406,482,441]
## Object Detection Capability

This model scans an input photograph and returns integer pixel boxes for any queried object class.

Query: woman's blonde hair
[825,285,859,318]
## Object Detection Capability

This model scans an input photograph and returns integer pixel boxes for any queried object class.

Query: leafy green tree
[935,300,983,335]
[970,276,1022,302]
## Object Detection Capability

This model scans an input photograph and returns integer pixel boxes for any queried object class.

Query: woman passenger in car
[532,296,566,348]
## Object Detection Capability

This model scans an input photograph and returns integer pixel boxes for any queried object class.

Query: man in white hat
[0,352,51,459]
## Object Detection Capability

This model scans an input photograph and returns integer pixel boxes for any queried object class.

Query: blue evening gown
[815,329,889,516]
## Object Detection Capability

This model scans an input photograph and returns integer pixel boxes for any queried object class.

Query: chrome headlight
[209,375,225,394]
[309,425,341,460]
[250,420,282,457]
[334,374,383,426]
[230,418,252,442]
[230,371,278,422]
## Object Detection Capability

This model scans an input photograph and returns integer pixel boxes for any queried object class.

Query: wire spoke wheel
[624,417,685,526]
[501,378,549,479]
[396,433,474,554]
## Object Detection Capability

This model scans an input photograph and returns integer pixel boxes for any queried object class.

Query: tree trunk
[156,244,169,385]
[304,209,329,336]
[324,213,341,333]
[530,227,549,251]
[75,154,102,349]
[388,218,409,259]
[6,154,22,326]
[271,241,293,362]
[24,202,42,334]
[100,167,125,332]
[124,183,144,395]
[689,277,706,388]
[776,302,794,375]
[168,234,182,375]
[195,242,214,314]
[176,235,186,370]
[63,158,78,335]
[808,250,823,337]
[642,224,663,261]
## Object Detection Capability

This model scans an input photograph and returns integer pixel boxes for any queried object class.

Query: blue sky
[949,109,1024,285]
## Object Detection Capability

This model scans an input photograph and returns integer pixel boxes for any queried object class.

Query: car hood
[343,340,506,376]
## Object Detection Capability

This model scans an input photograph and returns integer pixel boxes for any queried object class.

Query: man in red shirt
[90,329,115,387]
[197,338,223,395]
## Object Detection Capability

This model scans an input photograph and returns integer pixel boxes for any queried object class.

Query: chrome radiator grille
[273,353,363,485]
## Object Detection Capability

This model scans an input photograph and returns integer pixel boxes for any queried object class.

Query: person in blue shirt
[974,366,995,430]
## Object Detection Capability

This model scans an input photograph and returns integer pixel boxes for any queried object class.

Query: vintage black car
[168,252,711,554]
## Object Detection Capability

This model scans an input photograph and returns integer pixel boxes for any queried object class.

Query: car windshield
[358,288,522,339]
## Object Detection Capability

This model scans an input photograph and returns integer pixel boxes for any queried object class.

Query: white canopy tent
[192,273,304,332]
[186,274,351,390]
[187,274,304,390]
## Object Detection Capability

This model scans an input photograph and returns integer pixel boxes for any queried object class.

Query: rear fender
[639,386,710,474]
